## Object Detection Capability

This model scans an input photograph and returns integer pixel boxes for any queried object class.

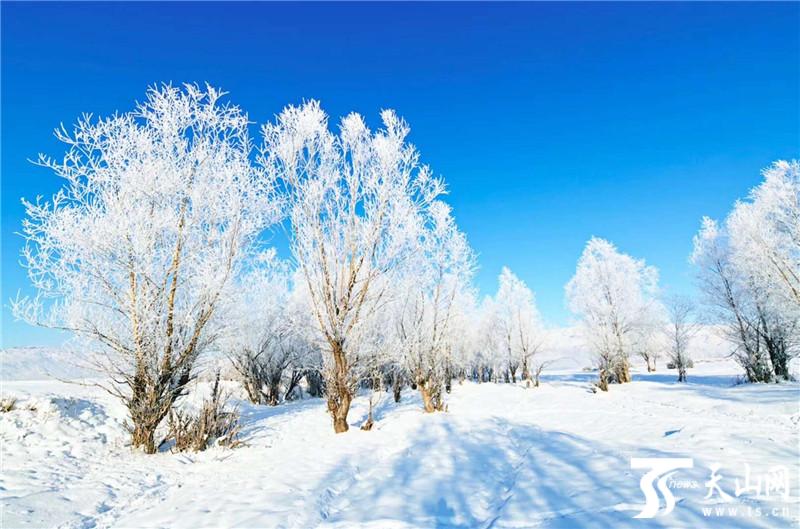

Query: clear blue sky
[2,2,798,347]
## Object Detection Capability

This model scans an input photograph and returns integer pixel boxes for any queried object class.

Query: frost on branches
[12,79,797,454]
[218,253,315,406]
[728,161,800,314]
[259,102,446,432]
[664,296,698,383]
[692,162,799,383]
[12,85,279,452]
[491,267,545,386]
[394,201,476,412]
[565,237,663,391]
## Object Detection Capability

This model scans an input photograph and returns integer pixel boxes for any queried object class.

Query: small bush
[167,372,241,452]
[0,396,18,412]
[666,359,694,370]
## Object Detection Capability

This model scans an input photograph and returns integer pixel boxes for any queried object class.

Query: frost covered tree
[447,291,480,386]
[357,305,398,429]
[475,297,503,382]
[631,300,667,373]
[728,161,800,314]
[493,267,544,386]
[259,102,445,432]
[565,237,661,391]
[724,160,800,380]
[219,253,312,406]
[692,216,796,382]
[12,85,277,452]
[394,202,475,412]
[664,296,698,382]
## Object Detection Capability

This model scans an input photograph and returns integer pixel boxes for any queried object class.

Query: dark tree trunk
[326,340,352,433]
[521,359,531,388]
[597,368,609,392]
[306,369,326,398]
[284,369,303,401]
[392,372,403,403]
[615,358,632,383]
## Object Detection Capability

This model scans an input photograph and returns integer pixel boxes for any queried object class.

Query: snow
[0,347,98,382]
[1,358,798,528]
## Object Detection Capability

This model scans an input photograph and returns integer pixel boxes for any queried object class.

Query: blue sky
[2,2,798,347]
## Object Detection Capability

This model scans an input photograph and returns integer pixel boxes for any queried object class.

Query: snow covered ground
[1,357,798,529]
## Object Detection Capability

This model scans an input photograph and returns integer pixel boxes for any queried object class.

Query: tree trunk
[419,380,444,413]
[677,365,686,383]
[128,374,175,454]
[522,359,531,388]
[533,364,544,388]
[616,358,632,383]
[284,369,303,401]
[361,396,374,431]
[330,392,351,433]
[327,340,352,433]
[266,376,281,406]
[645,357,654,372]
[131,421,156,454]
[305,369,325,398]
[597,368,609,392]
[392,373,403,403]
[419,384,436,413]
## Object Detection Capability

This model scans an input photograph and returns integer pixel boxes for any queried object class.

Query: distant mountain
[1,346,99,381]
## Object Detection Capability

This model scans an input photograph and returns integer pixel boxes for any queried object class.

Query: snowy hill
[1,347,99,381]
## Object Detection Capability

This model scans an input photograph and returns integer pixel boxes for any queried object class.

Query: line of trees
[565,161,798,390]
[12,85,546,450]
[11,84,798,449]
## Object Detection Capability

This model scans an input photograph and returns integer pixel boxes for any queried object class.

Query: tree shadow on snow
[301,412,786,529]
[643,379,800,405]
[234,395,325,442]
